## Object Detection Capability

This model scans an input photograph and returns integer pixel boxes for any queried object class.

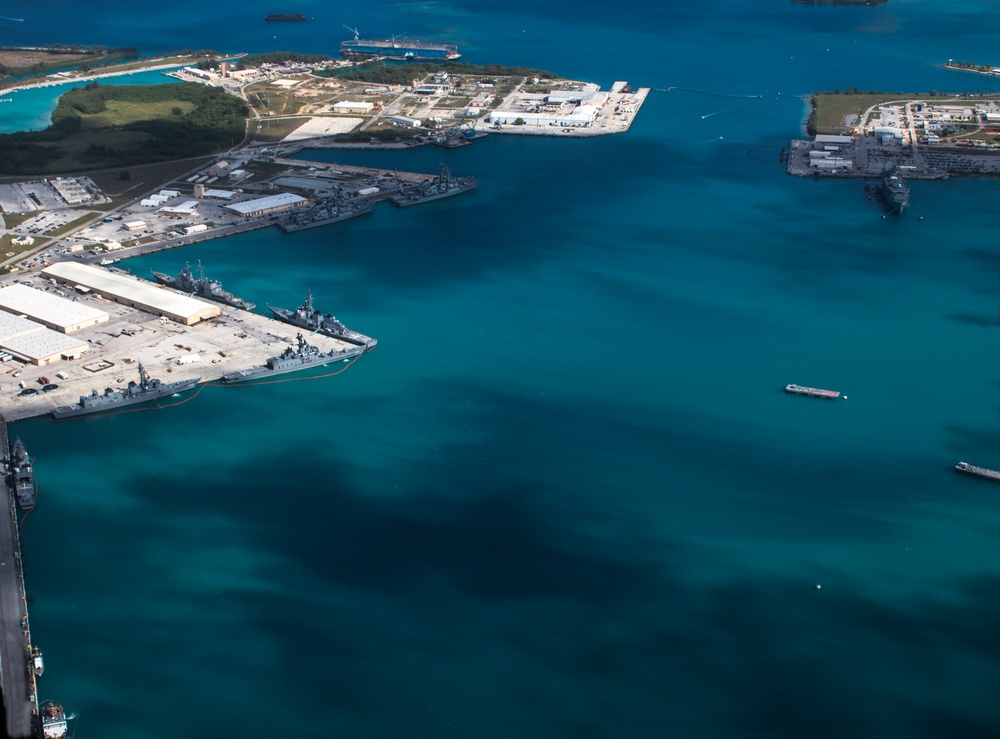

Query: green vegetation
[239,52,332,67]
[331,60,557,86]
[0,82,248,175]
[811,91,921,134]
[252,117,307,142]
[0,46,138,81]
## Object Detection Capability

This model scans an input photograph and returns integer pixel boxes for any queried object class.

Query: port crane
[343,24,360,41]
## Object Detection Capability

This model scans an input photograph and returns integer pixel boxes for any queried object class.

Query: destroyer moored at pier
[268,290,376,347]
[152,262,256,312]
[391,164,478,207]
[52,363,198,419]
[9,437,36,510]
[784,384,841,399]
[954,461,1000,482]
[221,333,364,384]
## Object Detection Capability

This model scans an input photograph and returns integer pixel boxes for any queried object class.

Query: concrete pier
[0,418,38,738]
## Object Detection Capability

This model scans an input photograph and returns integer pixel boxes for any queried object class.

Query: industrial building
[487,104,601,128]
[332,101,374,114]
[158,200,200,217]
[42,263,221,326]
[223,193,307,218]
[1,331,88,366]
[49,177,90,205]
[0,311,88,366]
[0,284,109,333]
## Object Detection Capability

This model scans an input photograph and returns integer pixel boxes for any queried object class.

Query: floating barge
[784,384,841,399]
[340,31,459,61]
[954,461,1000,482]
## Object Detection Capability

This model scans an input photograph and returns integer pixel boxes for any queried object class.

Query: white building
[332,101,374,115]
[224,193,307,218]
[0,283,109,333]
[42,263,221,326]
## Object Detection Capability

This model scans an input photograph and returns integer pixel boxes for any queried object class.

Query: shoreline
[0,60,185,96]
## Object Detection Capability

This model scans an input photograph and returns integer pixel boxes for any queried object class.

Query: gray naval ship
[9,437,36,510]
[390,163,478,207]
[52,363,198,419]
[151,261,256,311]
[221,332,365,384]
[268,290,376,348]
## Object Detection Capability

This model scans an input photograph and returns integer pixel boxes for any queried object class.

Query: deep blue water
[5,1,1000,737]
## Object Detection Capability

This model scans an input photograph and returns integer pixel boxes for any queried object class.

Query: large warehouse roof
[42,263,220,326]
[0,283,108,333]
[224,193,306,216]
[0,312,45,342]
[1,331,87,365]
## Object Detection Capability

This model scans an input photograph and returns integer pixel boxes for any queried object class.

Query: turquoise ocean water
[4,1,1000,736]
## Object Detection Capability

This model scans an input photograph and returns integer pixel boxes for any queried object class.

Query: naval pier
[0,417,39,738]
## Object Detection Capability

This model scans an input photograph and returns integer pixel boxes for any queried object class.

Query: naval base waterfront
[0,418,40,738]
[0,271,374,423]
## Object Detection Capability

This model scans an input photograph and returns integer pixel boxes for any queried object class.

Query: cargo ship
[221,333,364,384]
[784,384,841,399]
[390,164,478,207]
[954,461,1000,482]
[268,290,376,347]
[340,28,459,61]
[265,13,306,21]
[9,437,36,510]
[882,167,909,213]
[152,262,256,312]
[52,363,198,419]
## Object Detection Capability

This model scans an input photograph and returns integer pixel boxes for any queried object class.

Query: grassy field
[81,100,197,128]
[252,117,306,142]
[812,93,915,133]
[87,156,215,202]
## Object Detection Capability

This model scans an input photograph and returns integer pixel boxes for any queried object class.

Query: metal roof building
[0,312,46,342]
[224,193,307,218]
[42,263,221,326]
[1,330,87,366]
[0,284,109,333]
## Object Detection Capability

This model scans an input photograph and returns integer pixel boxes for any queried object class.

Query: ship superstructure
[152,262,256,312]
[9,437,36,510]
[221,333,364,384]
[390,163,478,207]
[882,167,910,213]
[52,363,198,419]
[268,290,376,347]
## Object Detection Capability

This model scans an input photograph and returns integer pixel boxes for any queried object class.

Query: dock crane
[342,24,360,41]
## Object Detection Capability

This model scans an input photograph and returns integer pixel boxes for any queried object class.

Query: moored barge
[785,384,841,399]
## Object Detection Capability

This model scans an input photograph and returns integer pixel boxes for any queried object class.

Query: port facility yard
[166,62,647,144]
[0,268,363,423]
[788,92,1000,180]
